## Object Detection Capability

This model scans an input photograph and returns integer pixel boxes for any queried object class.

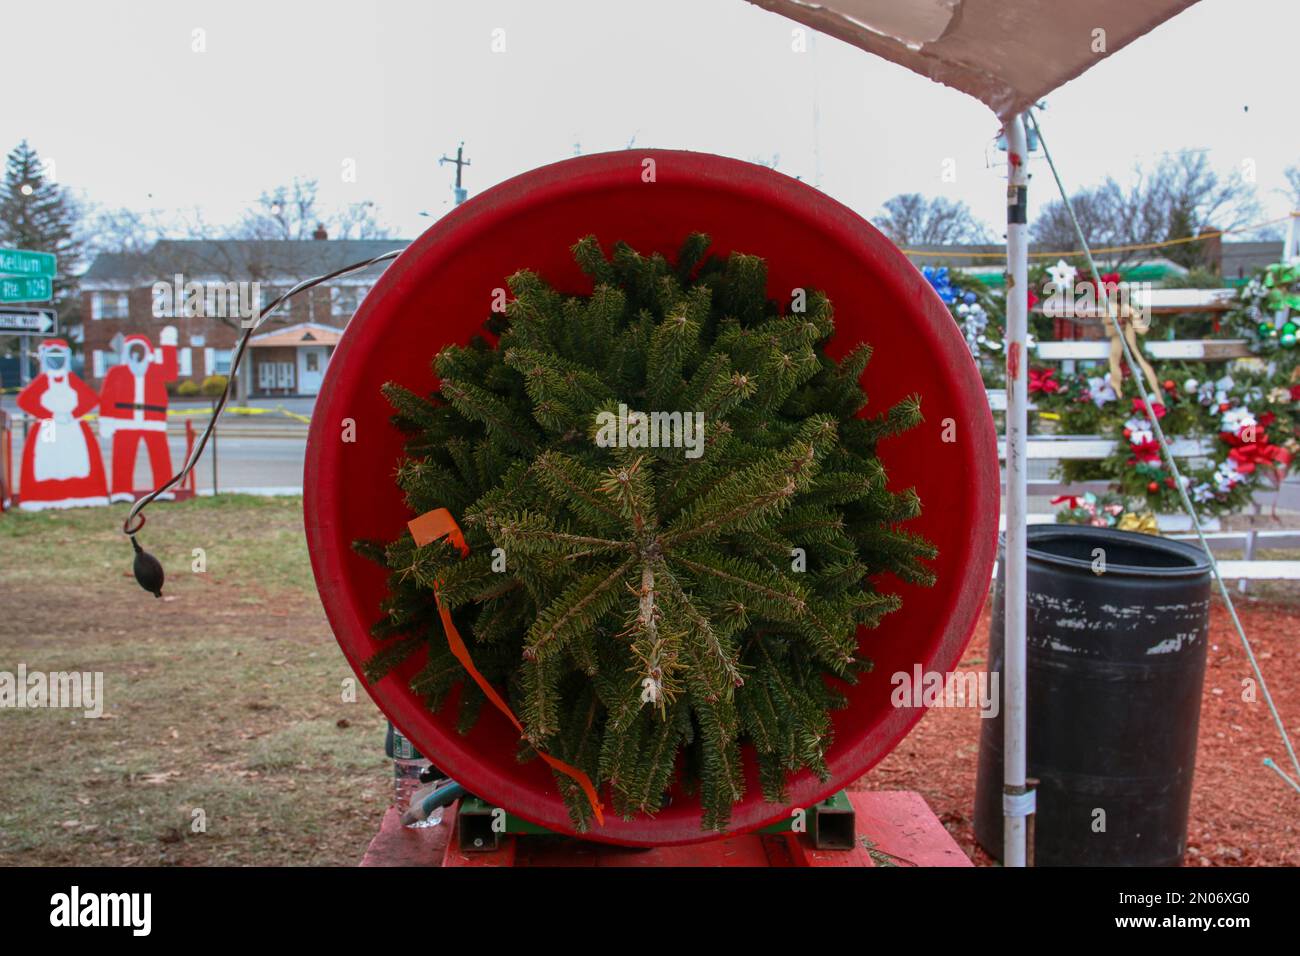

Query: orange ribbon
[407,507,605,826]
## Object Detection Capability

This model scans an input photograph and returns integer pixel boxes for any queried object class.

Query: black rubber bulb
[131,536,165,598]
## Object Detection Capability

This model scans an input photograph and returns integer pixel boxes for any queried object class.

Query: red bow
[1221,431,1292,477]
[1028,367,1060,394]
[1131,397,1167,419]
[1128,439,1162,465]
[1051,495,1081,508]
[1095,271,1121,292]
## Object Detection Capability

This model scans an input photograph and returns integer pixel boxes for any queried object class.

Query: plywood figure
[16,338,110,511]
[99,327,178,502]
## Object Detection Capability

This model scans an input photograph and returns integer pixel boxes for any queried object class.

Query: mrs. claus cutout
[100,327,179,502]
[16,338,110,510]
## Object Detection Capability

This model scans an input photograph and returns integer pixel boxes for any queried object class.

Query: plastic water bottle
[385,722,442,828]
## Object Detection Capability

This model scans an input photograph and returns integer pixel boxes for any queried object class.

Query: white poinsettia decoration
[1086,375,1116,407]
[1212,459,1244,493]
[1197,374,1235,407]
[1124,416,1154,445]
[1221,405,1256,434]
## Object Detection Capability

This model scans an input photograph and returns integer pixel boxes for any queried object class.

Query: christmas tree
[360,234,935,831]
[0,141,84,337]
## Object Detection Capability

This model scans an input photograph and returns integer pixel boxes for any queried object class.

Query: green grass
[0,494,316,593]
[0,495,396,866]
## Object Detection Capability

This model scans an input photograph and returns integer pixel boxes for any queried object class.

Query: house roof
[248,321,346,348]
[82,238,410,288]
[1221,241,1287,281]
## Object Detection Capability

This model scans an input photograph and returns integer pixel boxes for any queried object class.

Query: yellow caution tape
[903,211,1300,259]
[69,405,311,424]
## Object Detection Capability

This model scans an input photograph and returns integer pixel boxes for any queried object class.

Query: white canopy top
[747,0,1200,117]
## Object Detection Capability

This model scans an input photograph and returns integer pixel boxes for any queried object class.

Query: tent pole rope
[1025,107,1300,793]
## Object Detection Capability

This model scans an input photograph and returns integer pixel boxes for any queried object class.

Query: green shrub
[177,380,200,397]
[201,374,229,397]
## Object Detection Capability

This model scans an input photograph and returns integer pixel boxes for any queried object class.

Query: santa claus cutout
[100,327,178,503]
[16,338,110,510]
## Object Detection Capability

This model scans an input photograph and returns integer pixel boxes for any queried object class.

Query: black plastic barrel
[974,525,1213,866]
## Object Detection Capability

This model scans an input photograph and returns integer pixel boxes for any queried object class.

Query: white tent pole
[1002,112,1031,868]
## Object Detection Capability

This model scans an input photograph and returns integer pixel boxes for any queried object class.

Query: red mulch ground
[851,593,1300,866]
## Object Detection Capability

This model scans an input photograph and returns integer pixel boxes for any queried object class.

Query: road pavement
[5,392,1299,516]
[7,430,306,495]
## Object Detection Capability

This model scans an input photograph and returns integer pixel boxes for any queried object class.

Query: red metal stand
[1,410,11,511]
[360,791,972,868]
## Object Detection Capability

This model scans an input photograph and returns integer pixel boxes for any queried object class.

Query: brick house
[79,236,407,397]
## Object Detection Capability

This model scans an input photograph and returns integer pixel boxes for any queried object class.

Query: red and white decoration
[15,339,110,511]
[99,327,179,502]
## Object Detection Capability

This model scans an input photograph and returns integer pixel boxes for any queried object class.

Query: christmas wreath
[358,234,935,831]
[922,265,1010,388]
[1009,257,1299,517]
[1031,364,1295,516]
[1053,491,1158,534]
[1236,261,1300,352]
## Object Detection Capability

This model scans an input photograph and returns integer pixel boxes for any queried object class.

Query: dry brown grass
[0,496,392,866]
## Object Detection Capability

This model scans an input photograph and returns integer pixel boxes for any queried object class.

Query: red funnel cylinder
[305,150,998,845]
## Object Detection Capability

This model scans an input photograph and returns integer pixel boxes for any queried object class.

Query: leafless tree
[1032,150,1262,269]
[1281,163,1300,212]
[81,206,173,261]
[235,178,391,241]
[333,200,389,240]
[875,193,993,246]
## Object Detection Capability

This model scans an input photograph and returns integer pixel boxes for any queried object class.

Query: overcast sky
[3,0,1296,244]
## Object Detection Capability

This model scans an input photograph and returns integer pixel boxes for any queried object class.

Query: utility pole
[439,143,471,206]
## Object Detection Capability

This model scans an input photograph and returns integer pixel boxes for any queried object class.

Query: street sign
[0,247,56,278]
[0,307,58,335]
[0,275,53,303]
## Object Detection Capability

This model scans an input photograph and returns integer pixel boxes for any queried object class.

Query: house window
[91,292,129,320]
[154,284,190,318]
[257,360,294,391]
[261,287,289,316]
[93,349,123,377]
[330,285,367,316]
[179,348,193,376]
[203,283,249,320]
[213,349,233,375]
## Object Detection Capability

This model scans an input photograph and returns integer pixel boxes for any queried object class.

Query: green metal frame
[456,790,856,851]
